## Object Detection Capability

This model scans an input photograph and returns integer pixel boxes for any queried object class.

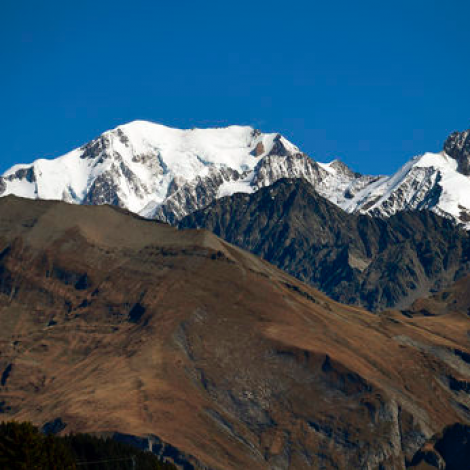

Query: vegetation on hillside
[0,421,177,470]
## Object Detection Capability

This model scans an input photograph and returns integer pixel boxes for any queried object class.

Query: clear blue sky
[1,0,469,175]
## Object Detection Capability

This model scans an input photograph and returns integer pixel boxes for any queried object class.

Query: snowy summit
[1,120,470,228]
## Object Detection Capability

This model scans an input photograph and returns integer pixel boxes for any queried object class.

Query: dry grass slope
[0,196,470,469]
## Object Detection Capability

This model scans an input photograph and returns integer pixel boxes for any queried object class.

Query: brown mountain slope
[1,196,470,469]
[406,273,470,318]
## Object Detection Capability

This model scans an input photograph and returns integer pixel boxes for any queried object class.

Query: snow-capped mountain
[0,120,375,223]
[341,128,470,228]
[1,120,470,227]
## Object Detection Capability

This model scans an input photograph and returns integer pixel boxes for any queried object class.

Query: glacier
[2,120,470,228]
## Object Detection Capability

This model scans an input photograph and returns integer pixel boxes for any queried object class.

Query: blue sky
[1,0,469,175]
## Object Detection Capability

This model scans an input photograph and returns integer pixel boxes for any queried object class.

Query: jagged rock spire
[443,128,470,175]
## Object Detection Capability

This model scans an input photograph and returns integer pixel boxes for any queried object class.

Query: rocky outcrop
[153,166,246,224]
[443,128,470,175]
[408,423,470,469]
[112,433,207,470]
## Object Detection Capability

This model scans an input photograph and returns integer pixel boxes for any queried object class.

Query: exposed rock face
[362,166,443,216]
[179,178,470,311]
[251,153,378,200]
[112,433,205,470]
[443,128,470,175]
[149,150,378,223]
[83,169,125,207]
[405,272,470,317]
[408,423,470,469]
[0,167,36,197]
[2,196,470,468]
[154,167,246,224]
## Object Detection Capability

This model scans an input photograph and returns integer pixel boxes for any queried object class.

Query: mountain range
[1,196,470,470]
[2,122,470,469]
[2,121,470,227]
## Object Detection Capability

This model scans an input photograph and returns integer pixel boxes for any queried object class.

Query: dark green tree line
[0,421,177,470]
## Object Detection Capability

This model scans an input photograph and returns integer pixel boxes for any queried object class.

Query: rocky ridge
[179,178,470,311]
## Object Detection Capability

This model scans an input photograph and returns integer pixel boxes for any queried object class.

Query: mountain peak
[0,121,303,220]
[114,120,259,135]
[443,127,470,175]
[319,159,361,178]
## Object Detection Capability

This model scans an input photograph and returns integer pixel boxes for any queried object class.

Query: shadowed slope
[179,178,470,311]
[408,423,470,470]
[1,196,470,469]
